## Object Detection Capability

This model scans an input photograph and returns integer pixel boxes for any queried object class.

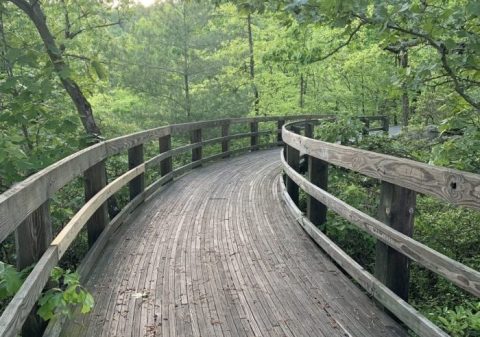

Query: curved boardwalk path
[60,150,407,337]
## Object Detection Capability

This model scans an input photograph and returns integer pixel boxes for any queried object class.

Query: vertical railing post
[304,123,328,231]
[382,116,389,133]
[84,161,109,246]
[191,128,202,167]
[15,201,52,337]
[277,119,285,145]
[362,118,370,135]
[222,121,230,158]
[159,134,172,183]
[250,120,259,151]
[128,144,145,200]
[375,181,416,301]
[286,126,300,205]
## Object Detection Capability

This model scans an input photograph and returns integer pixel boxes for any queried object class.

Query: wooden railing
[0,114,340,337]
[281,120,480,337]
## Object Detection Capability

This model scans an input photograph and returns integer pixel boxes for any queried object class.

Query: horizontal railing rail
[281,119,480,337]
[0,114,339,337]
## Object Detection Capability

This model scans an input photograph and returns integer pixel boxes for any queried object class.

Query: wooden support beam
[304,123,328,231]
[128,144,145,200]
[250,121,259,151]
[277,119,285,145]
[382,116,390,132]
[14,201,52,337]
[159,135,172,183]
[84,161,109,246]
[222,122,230,158]
[375,181,416,301]
[286,127,300,205]
[191,128,202,167]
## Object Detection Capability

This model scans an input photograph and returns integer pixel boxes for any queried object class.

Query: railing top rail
[283,119,480,211]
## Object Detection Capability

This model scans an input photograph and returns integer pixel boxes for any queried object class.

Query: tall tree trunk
[247,13,259,115]
[299,73,304,109]
[400,49,409,126]
[182,2,191,118]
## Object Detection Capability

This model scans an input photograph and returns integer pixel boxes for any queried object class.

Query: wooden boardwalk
[60,149,407,337]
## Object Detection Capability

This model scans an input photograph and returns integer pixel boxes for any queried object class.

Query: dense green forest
[0,0,479,336]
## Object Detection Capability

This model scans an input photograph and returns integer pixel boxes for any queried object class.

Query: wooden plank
[283,126,480,211]
[281,151,480,298]
[280,182,448,337]
[250,121,259,151]
[304,123,327,231]
[84,161,109,246]
[222,122,230,158]
[286,127,301,206]
[159,135,173,179]
[51,165,145,258]
[128,144,145,200]
[191,128,202,168]
[15,201,52,270]
[277,120,285,144]
[375,182,416,301]
[0,246,59,337]
[14,201,52,337]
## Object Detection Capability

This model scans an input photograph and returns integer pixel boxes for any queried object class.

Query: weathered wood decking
[60,150,406,337]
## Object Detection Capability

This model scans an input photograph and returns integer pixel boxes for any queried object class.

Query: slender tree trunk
[247,13,259,115]
[182,3,191,118]
[400,49,409,126]
[299,73,304,109]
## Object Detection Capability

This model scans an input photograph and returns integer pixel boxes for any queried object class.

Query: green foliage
[315,118,363,144]
[37,267,94,321]
[430,303,480,337]
[0,262,28,300]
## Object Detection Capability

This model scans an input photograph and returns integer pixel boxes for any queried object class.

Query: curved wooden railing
[281,120,480,337]
[1,114,346,337]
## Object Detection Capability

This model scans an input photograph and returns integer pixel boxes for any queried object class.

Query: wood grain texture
[57,149,407,337]
[281,151,480,298]
[279,180,448,337]
[375,182,416,301]
[283,125,480,211]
